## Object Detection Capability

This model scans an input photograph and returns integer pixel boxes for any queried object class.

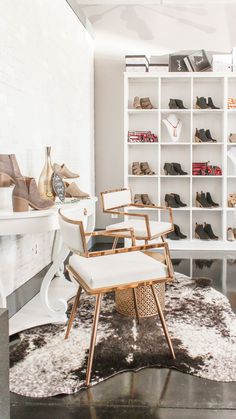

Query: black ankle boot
[204,222,218,240]
[165,194,180,208]
[205,129,217,142]
[207,97,220,109]
[170,193,186,207]
[174,224,187,239]
[175,99,187,109]
[196,192,211,208]
[206,192,219,207]
[163,163,178,175]
[169,99,178,109]
[172,162,187,175]
[167,230,180,240]
[195,128,211,142]
[195,223,210,240]
[196,96,209,109]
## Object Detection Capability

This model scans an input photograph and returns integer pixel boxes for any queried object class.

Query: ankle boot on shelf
[140,162,155,175]
[53,163,80,179]
[141,194,154,205]
[195,129,212,143]
[227,227,235,241]
[134,194,143,204]
[175,99,187,109]
[133,96,141,109]
[228,194,236,207]
[165,194,180,208]
[170,193,186,207]
[206,192,219,207]
[172,162,187,175]
[174,224,187,239]
[195,96,209,109]
[132,162,143,175]
[167,230,180,240]
[204,222,218,240]
[12,177,54,212]
[207,97,220,109]
[0,154,22,187]
[140,97,155,109]
[163,163,178,176]
[205,129,217,142]
[65,182,90,198]
[168,99,178,109]
[195,223,210,240]
[196,192,211,208]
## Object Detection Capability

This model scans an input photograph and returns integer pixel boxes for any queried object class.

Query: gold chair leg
[112,237,118,249]
[86,293,102,386]
[133,288,140,324]
[150,284,176,359]
[65,286,82,340]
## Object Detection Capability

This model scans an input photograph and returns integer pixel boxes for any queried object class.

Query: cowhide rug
[10,274,236,398]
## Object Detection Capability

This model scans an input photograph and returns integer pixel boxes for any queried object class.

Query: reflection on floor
[10,250,236,419]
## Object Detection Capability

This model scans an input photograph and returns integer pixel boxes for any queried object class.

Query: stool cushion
[69,251,167,289]
[106,220,172,238]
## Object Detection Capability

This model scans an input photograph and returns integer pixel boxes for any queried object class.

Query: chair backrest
[58,207,88,254]
[101,188,132,211]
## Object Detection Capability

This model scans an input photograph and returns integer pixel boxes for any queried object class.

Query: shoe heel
[195,136,201,143]
[195,232,200,239]
[195,104,200,109]
[12,196,29,212]
[0,173,12,187]
[164,169,168,175]
[196,200,202,208]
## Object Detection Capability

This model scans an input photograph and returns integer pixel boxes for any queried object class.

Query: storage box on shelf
[124,73,236,249]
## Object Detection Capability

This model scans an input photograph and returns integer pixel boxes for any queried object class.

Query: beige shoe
[133,96,141,109]
[65,182,90,198]
[12,177,54,212]
[53,163,80,179]
[134,194,143,204]
[140,162,155,175]
[227,227,235,241]
[0,154,22,187]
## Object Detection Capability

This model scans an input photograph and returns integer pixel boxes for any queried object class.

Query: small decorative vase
[38,146,55,201]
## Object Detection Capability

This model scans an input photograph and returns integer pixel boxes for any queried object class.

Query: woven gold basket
[115,283,165,318]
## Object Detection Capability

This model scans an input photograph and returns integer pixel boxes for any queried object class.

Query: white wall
[0,0,94,297]
[81,3,236,228]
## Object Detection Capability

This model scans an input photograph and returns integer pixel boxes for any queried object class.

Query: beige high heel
[140,162,155,175]
[0,154,22,187]
[65,182,90,198]
[132,162,143,175]
[53,163,80,179]
[140,97,155,109]
[133,96,141,109]
[12,177,54,212]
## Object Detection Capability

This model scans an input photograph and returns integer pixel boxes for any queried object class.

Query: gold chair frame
[101,187,174,246]
[59,209,176,387]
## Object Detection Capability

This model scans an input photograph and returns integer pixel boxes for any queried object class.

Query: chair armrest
[130,204,174,226]
[105,209,151,238]
[85,228,136,245]
[88,241,169,258]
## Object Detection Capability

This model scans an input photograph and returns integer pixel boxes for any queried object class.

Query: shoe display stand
[124,73,236,250]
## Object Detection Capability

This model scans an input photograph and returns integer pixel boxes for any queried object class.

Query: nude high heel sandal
[12,177,54,212]
[53,163,80,179]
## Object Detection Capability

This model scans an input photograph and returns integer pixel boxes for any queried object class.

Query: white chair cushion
[106,219,172,238]
[69,251,167,289]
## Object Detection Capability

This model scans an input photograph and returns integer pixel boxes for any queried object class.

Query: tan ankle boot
[12,177,54,211]
[0,154,22,187]
[133,96,141,109]
[53,163,80,179]
[65,182,90,198]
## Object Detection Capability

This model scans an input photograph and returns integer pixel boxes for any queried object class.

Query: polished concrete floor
[10,249,236,419]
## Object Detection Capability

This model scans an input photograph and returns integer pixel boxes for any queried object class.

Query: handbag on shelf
[128,130,158,143]
[229,133,236,143]
[192,162,222,176]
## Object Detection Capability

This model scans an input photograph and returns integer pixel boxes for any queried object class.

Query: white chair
[58,206,175,387]
[101,188,174,247]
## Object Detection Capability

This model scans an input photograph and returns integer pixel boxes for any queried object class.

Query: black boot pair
[167,224,187,240]
[195,222,218,240]
[196,191,219,208]
[165,193,186,208]
[195,96,219,109]
[169,99,187,109]
[164,162,187,176]
[195,259,214,269]
[195,128,217,143]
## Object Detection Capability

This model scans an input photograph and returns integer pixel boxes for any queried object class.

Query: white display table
[0,197,97,324]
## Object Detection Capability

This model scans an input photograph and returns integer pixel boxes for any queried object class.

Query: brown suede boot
[12,177,54,211]
[0,154,22,187]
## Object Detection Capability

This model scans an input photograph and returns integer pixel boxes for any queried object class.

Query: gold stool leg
[65,286,82,340]
[112,237,118,249]
[150,284,176,359]
[86,293,102,386]
[133,288,140,324]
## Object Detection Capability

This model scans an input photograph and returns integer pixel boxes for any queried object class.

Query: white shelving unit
[124,72,236,250]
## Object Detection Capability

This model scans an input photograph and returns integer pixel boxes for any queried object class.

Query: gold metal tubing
[65,286,82,340]
[86,293,102,386]
[112,237,118,249]
[150,284,176,359]
[133,288,140,324]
